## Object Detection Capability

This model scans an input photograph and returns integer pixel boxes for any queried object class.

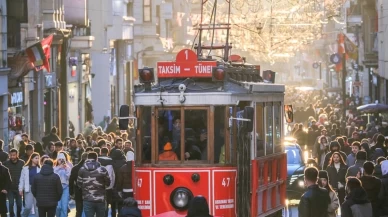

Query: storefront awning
[8,52,34,81]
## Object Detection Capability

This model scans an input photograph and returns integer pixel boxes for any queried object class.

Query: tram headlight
[170,187,193,210]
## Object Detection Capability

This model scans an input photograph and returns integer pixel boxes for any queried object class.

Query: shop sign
[10,92,23,107]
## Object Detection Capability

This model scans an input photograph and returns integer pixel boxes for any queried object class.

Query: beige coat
[328,190,340,217]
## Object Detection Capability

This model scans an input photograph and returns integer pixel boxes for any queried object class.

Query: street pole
[355,25,360,105]
[342,52,347,130]
[60,36,69,140]
[319,62,322,80]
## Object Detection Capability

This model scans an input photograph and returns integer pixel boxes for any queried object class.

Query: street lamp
[313,61,322,80]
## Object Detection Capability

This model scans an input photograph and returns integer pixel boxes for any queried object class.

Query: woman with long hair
[318,171,339,217]
[326,152,348,204]
[54,151,73,217]
[318,136,330,168]
[19,152,41,217]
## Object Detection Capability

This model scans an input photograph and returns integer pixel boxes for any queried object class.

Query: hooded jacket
[322,142,347,170]
[298,184,331,217]
[341,187,373,217]
[77,159,110,203]
[186,196,213,217]
[32,164,63,207]
[118,206,142,217]
[98,156,115,189]
[359,175,381,217]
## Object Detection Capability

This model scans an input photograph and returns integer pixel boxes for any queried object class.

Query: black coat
[69,159,85,198]
[341,187,373,217]
[298,184,331,217]
[323,150,347,170]
[119,207,142,217]
[32,164,63,207]
[0,150,8,163]
[359,176,381,217]
[378,174,388,216]
[0,163,11,212]
[3,159,25,190]
[326,164,348,190]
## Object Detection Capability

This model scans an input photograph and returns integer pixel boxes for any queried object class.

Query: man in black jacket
[3,149,24,217]
[32,159,63,217]
[69,153,88,217]
[341,177,373,217]
[0,161,11,217]
[298,167,330,217]
[0,140,8,163]
[378,160,388,216]
[359,161,381,217]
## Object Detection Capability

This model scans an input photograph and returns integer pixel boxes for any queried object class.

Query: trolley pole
[342,52,347,130]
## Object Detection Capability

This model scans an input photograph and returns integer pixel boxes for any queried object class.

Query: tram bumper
[151,211,223,217]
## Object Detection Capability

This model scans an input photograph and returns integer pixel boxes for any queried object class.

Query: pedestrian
[326,152,348,204]
[322,141,347,170]
[32,159,63,217]
[186,196,212,217]
[98,147,115,217]
[341,177,373,217]
[111,149,127,216]
[54,151,73,217]
[0,160,11,217]
[0,140,8,163]
[118,197,142,217]
[69,153,88,217]
[77,152,110,217]
[346,150,367,177]
[373,156,385,178]
[3,149,25,217]
[117,160,134,200]
[359,161,381,217]
[123,141,134,161]
[378,160,388,216]
[19,152,41,217]
[318,170,339,217]
[21,144,34,162]
[346,142,360,167]
[298,167,330,217]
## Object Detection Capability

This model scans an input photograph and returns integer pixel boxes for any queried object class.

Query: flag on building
[26,34,54,72]
[344,34,358,60]
[335,33,345,72]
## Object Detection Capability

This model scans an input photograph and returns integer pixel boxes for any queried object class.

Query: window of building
[256,103,265,157]
[143,0,151,22]
[274,103,282,153]
[184,109,208,161]
[127,1,133,17]
[265,103,273,155]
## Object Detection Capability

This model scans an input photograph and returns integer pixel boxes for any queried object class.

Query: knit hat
[164,142,173,151]
[319,170,329,180]
[381,160,388,176]
[57,152,66,160]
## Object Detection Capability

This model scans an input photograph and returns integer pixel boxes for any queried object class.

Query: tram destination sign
[157,49,217,78]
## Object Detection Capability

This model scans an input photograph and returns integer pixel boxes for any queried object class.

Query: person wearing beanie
[186,196,213,217]
[378,160,388,216]
[158,142,178,161]
[346,142,361,167]
[341,177,372,217]
[359,161,381,217]
[318,170,339,217]
[346,151,367,178]
[322,141,347,170]
[53,152,73,217]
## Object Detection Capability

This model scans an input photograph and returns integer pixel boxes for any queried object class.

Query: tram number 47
[222,178,230,187]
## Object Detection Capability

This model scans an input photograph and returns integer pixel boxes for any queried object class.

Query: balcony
[70,26,94,49]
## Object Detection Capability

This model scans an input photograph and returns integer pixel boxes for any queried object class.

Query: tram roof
[134,78,285,95]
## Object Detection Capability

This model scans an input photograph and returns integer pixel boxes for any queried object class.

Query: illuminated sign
[157,49,217,78]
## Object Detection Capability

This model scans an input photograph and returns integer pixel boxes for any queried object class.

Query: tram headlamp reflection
[170,187,193,210]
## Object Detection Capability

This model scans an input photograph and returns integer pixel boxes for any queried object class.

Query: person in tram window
[215,127,225,163]
[198,129,208,160]
[159,142,178,161]
[184,139,202,161]
[172,118,181,151]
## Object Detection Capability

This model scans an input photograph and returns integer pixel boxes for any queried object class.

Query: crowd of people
[290,90,388,217]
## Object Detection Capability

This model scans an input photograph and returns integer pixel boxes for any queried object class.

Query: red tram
[120,49,287,217]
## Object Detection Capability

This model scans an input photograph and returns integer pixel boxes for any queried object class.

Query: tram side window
[265,103,274,155]
[141,107,152,163]
[256,103,265,157]
[274,103,282,153]
[214,106,225,163]
[157,110,181,161]
[184,109,208,160]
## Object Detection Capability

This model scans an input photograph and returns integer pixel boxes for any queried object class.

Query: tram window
[141,107,152,163]
[184,109,208,160]
[214,106,226,163]
[265,103,274,155]
[157,110,181,161]
[256,103,265,157]
[274,103,282,153]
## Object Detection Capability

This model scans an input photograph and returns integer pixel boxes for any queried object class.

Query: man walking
[98,147,115,217]
[3,149,25,217]
[32,159,63,217]
[341,177,372,217]
[298,167,330,217]
[0,160,11,217]
[77,152,110,217]
[70,153,88,217]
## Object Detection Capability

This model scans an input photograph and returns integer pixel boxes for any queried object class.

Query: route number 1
[185,50,188,60]
[222,177,230,187]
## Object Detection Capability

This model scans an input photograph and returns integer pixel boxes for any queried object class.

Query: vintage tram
[119,48,287,217]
